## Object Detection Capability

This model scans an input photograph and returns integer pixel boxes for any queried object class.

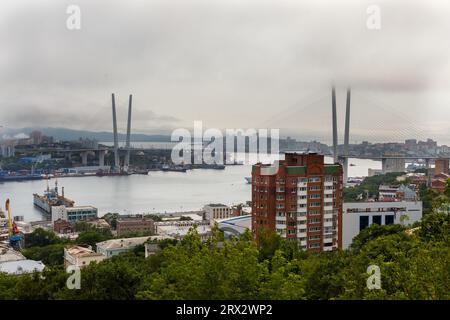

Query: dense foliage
[1,211,449,300]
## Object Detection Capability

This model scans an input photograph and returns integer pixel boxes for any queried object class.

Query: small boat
[245,177,252,184]
[349,163,356,167]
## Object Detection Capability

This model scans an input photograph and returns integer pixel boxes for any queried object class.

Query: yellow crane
[5,199,22,247]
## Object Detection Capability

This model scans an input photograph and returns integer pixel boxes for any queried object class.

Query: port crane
[5,199,22,249]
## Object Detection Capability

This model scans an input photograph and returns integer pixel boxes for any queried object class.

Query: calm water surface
[0,157,380,222]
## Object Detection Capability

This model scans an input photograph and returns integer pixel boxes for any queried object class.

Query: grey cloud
[1,0,449,143]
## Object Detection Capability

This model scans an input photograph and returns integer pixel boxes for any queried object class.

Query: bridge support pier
[382,157,406,174]
[65,152,72,161]
[98,150,106,167]
[81,151,88,166]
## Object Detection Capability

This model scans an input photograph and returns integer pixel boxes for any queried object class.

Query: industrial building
[251,153,343,252]
[52,205,98,223]
[217,215,251,238]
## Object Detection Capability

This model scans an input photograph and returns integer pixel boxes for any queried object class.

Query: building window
[385,215,394,225]
[373,215,382,225]
[359,216,369,231]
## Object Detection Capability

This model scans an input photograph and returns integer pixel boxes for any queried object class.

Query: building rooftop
[97,235,171,250]
[65,245,103,258]
[204,203,228,207]
[96,236,154,250]
[0,260,45,275]
[181,214,203,221]
[66,206,97,211]
[0,245,26,263]
[157,224,211,237]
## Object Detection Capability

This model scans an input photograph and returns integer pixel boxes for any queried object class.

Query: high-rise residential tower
[251,153,343,252]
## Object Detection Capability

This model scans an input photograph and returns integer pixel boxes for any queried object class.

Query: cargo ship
[33,180,75,214]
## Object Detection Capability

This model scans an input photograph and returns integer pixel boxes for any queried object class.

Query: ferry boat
[33,181,75,214]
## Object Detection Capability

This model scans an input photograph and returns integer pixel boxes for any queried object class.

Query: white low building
[343,201,423,249]
[0,244,45,275]
[0,260,45,275]
[64,245,105,268]
[155,221,211,241]
[52,205,98,223]
[203,204,233,225]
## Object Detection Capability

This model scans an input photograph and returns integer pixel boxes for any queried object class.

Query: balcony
[323,220,333,228]
[276,224,287,230]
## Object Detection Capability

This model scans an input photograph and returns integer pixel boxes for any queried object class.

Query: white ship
[33,181,75,215]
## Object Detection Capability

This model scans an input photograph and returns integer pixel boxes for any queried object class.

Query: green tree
[21,244,65,266]
[350,224,406,252]
[76,229,113,250]
[25,228,63,248]
[257,229,282,262]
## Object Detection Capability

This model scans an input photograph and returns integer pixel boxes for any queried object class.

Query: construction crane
[5,199,22,249]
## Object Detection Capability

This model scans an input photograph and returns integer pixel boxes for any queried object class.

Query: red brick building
[251,153,343,252]
[431,173,449,193]
[434,158,449,176]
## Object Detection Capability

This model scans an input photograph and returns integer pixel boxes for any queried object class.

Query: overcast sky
[1,0,450,144]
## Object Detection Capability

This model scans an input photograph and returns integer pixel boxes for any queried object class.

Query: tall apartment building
[251,153,343,252]
[435,158,449,175]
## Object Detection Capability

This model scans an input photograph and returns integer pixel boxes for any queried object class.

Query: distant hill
[2,127,172,142]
